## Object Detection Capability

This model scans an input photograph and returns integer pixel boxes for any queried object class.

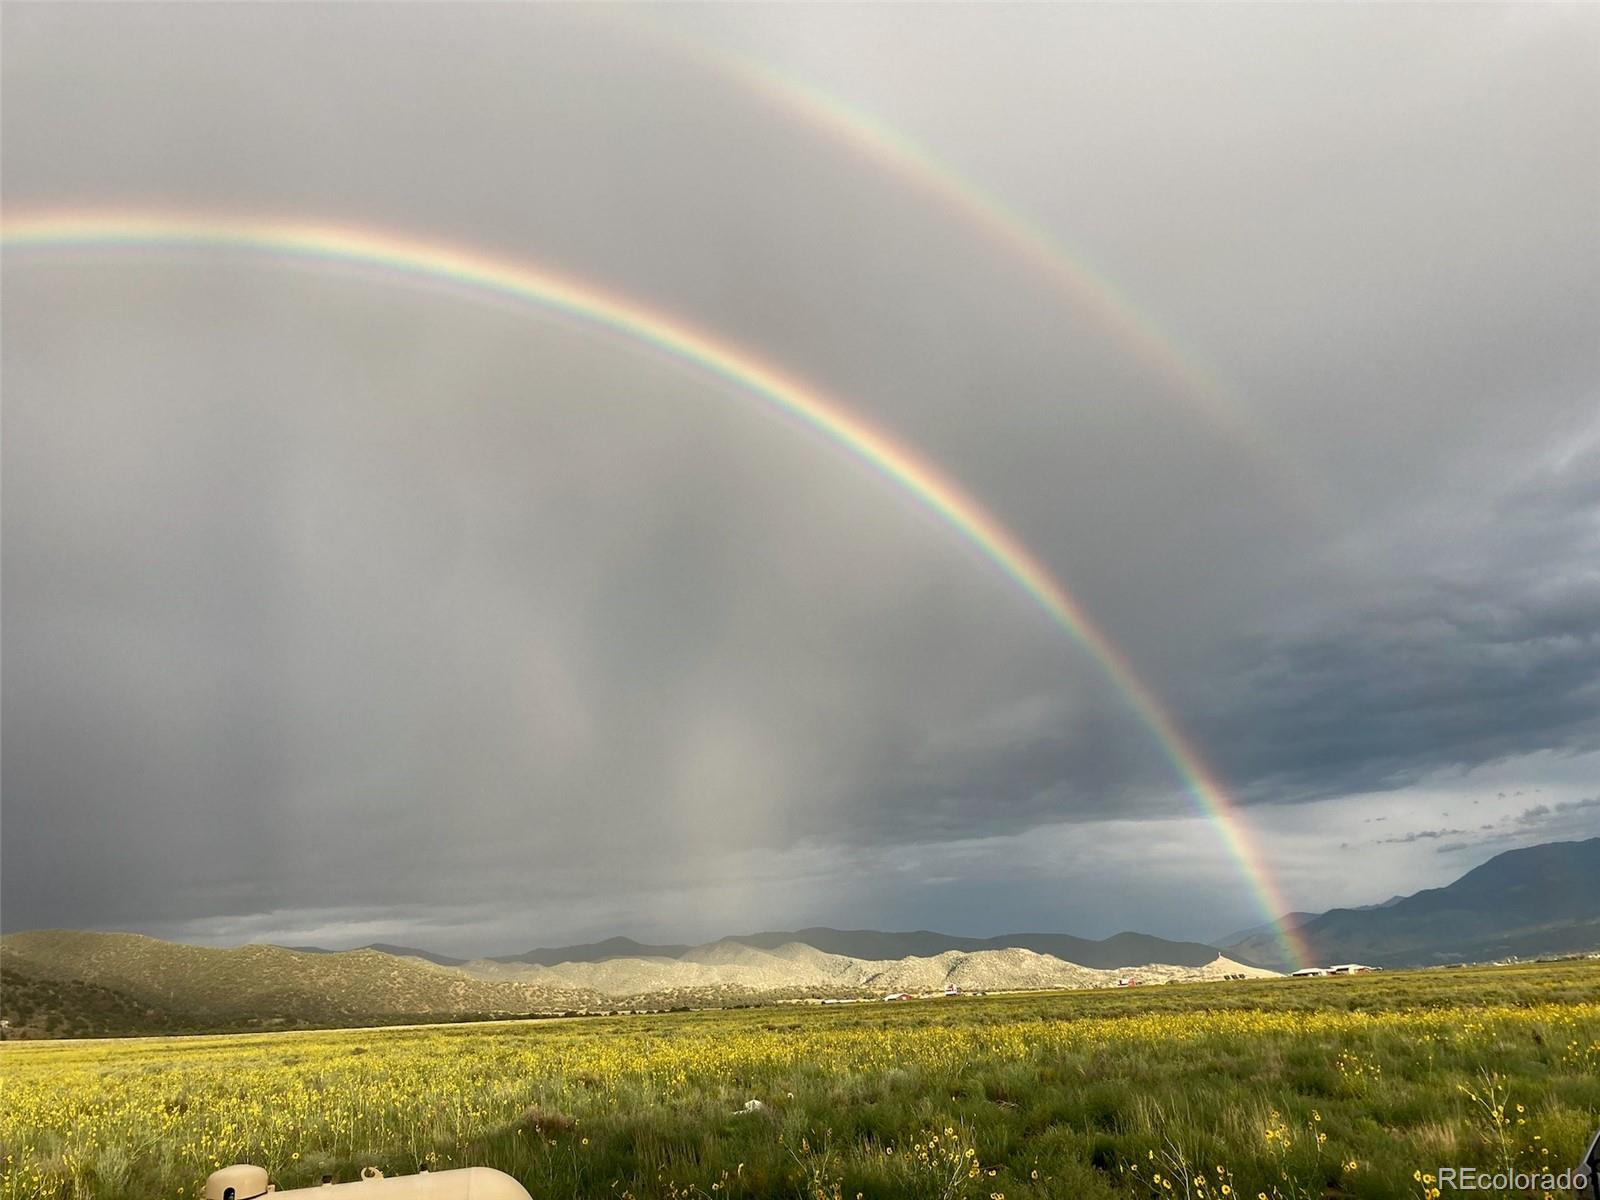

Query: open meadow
[3,962,1597,1200]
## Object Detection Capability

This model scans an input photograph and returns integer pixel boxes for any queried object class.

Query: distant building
[1326,964,1374,975]
[1290,968,1328,977]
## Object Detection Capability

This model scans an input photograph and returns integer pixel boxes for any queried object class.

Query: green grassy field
[3,962,1597,1200]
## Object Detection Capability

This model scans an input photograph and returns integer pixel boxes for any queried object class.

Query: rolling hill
[0,930,602,1036]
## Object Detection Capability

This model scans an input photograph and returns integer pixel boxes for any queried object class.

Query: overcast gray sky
[4,3,1597,956]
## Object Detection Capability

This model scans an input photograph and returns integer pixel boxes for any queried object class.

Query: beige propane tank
[204,1164,531,1200]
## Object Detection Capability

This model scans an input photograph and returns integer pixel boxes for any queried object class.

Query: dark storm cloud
[1184,430,1600,806]
[4,4,1598,947]
[1195,568,1600,805]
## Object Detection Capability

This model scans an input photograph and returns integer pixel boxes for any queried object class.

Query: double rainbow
[1,209,1309,970]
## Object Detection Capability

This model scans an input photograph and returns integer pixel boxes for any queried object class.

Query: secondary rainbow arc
[1,208,1311,970]
[611,15,1326,517]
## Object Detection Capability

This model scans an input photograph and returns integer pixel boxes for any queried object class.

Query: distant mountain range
[287,942,467,967]
[294,838,1600,977]
[1222,837,1600,970]
[5,837,1596,1038]
[0,929,1262,1039]
[1212,898,1403,950]
[1211,913,1318,951]
[491,936,693,966]
[483,928,1226,970]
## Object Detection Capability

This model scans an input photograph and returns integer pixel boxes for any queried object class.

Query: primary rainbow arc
[1,208,1310,970]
